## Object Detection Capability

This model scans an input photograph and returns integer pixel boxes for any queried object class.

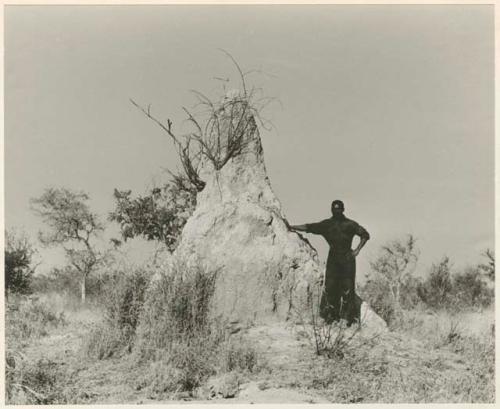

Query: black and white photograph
[3,3,495,404]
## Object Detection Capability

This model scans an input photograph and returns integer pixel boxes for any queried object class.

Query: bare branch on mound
[218,48,248,97]
[130,99,206,192]
[131,52,278,194]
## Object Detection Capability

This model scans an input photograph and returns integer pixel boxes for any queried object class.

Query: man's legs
[320,275,342,324]
[339,276,358,326]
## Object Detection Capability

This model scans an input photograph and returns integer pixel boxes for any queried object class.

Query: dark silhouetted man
[291,200,370,325]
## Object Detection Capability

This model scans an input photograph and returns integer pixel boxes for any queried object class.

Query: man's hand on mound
[283,219,292,231]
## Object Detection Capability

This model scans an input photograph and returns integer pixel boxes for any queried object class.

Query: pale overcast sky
[5,5,494,278]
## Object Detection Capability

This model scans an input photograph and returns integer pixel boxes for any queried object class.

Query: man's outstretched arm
[290,224,309,232]
[288,221,326,235]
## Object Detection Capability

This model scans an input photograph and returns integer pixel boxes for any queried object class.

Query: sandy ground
[13,306,494,404]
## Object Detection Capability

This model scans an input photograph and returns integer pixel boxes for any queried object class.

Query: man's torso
[319,217,360,257]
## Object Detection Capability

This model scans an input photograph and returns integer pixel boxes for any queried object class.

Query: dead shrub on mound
[83,268,150,360]
[131,50,277,194]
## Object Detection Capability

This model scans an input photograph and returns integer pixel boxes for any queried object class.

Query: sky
[4,5,494,279]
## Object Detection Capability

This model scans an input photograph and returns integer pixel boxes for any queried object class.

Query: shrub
[451,266,493,309]
[5,230,37,297]
[291,288,375,360]
[362,235,420,325]
[417,257,454,309]
[32,266,113,304]
[360,277,395,324]
[5,296,66,344]
[110,176,196,252]
[478,249,494,281]
[130,51,276,194]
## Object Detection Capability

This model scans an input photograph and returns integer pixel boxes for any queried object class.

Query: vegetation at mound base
[5,286,494,404]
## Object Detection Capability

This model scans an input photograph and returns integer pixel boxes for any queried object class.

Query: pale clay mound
[166,100,386,331]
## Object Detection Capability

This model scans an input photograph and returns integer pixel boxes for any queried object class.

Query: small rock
[207,372,240,399]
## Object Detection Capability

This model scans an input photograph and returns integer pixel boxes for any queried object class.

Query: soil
[14,308,494,404]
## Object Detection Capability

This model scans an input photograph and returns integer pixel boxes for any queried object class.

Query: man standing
[291,200,370,325]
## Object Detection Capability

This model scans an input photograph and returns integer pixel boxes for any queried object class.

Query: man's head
[331,200,345,216]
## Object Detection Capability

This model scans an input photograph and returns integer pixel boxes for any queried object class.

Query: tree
[109,175,196,252]
[478,248,494,281]
[452,265,493,309]
[367,235,419,322]
[31,187,106,302]
[417,256,453,309]
[4,230,37,297]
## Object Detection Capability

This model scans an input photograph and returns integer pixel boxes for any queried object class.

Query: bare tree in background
[368,235,419,322]
[31,187,106,302]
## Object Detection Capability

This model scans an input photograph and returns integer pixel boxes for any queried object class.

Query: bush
[5,296,66,344]
[360,278,395,324]
[362,235,420,325]
[417,257,454,309]
[131,53,272,194]
[416,257,493,312]
[32,266,113,304]
[110,177,196,252]
[451,266,493,309]
[360,273,421,326]
[478,249,494,281]
[5,230,36,297]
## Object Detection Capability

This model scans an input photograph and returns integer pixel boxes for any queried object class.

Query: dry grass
[5,269,494,404]
[133,262,225,396]
[5,295,68,404]
[131,261,263,399]
[5,295,66,345]
[82,268,150,360]
[134,261,220,360]
[276,306,495,403]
